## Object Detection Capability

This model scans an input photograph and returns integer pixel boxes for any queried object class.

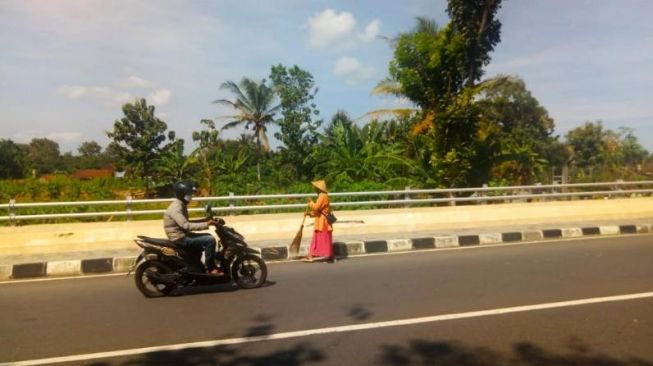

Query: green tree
[269,64,322,180]
[78,140,102,157]
[77,140,104,169]
[386,1,503,187]
[106,98,173,179]
[192,119,221,192]
[314,112,410,187]
[0,139,27,179]
[615,127,648,167]
[26,138,61,175]
[447,0,503,87]
[565,121,607,169]
[476,75,556,184]
[154,138,197,183]
[214,78,280,181]
[565,122,648,181]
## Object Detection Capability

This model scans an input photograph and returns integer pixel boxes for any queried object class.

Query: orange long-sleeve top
[307,192,332,232]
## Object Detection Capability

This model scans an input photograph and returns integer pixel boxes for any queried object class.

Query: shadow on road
[76,337,653,366]
[377,339,653,366]
[347,304,373,321]
[85,342,324,366]
[166,280,276,297]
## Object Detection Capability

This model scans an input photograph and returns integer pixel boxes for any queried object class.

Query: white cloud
[57,85,132,103]
[57,80,171,106]
[333,57,376,85]
[148,89,172,106]
[306,9,356,50]
[57,85,87,99]
[360,19,381,42]
[122,75,155,89]
[12,130,83,144]
[47,132,83,143]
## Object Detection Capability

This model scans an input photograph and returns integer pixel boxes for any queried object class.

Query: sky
[1,0,652,154]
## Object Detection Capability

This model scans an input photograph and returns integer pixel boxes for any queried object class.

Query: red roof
[72,169,114,179]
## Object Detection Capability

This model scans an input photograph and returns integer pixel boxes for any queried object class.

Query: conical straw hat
[311,180,328,193]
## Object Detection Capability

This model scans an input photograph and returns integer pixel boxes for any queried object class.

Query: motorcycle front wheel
[232,254,267,289]
[134,260,175,298]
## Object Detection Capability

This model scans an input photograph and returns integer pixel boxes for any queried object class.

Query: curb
[1,224,651,281]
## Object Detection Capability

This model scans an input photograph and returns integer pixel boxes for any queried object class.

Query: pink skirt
[309,229,333,258]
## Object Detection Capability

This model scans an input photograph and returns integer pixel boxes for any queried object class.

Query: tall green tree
[386,1,503,187]
[26,138,61,175]
[0,139,27,179]
[447,0,503,87]
[106,98,173,178]
[269,64,322,180]
[214,78,280,181]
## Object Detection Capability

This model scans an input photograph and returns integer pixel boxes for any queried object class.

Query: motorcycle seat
[137,236,181,249]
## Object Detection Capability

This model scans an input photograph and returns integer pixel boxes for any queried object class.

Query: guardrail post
[535,182,542,202]
[615,179,625,199]
[9,199,16,226]
[404,186,411,208]
[229,192,235,215]
[480,184,487,205]
[126,195,133,221]
[448,192,455,206]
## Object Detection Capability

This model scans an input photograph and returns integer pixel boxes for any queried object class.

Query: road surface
[1,235,652,365]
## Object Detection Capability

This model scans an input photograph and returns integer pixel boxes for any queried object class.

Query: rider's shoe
[209,268,225,276]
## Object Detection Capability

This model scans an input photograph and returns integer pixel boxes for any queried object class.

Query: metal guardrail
[1,180,652,225]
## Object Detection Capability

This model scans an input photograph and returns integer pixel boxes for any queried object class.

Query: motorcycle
[131,205,267,297]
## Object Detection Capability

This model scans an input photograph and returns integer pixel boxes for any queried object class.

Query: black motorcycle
[131,206,267,297]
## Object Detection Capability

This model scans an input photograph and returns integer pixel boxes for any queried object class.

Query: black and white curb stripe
[1,224,650,280]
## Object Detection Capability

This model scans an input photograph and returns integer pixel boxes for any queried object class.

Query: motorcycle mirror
[204,205,214,219]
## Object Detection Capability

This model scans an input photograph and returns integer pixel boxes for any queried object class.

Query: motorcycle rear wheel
[232,254,267,289]
[135,260,175,298]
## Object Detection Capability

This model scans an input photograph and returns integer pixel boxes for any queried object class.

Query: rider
[163,180,223,275]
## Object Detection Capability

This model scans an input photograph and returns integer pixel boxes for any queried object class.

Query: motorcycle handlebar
[210,218,226,226]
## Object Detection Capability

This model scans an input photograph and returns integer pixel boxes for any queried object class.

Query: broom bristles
[289,225,303,255]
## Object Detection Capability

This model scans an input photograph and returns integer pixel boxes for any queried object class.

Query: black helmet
[174,180,197,203]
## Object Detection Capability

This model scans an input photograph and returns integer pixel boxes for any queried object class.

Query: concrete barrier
[2,197,652,258]
[2,221,650,281]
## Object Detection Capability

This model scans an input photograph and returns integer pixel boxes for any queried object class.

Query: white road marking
[3,291,653,366]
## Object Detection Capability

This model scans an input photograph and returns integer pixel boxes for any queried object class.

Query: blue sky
[1,0,652,153]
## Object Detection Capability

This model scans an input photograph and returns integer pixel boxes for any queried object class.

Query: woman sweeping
[304,180,334,262]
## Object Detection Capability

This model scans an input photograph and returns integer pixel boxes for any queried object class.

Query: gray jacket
[163,199,209,242]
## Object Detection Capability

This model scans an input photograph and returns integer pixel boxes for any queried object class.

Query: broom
[289,213,308,257]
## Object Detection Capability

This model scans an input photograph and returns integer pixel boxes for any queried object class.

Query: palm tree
[213,78,280,181]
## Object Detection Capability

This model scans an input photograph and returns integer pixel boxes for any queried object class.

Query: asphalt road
[1,235,652,365]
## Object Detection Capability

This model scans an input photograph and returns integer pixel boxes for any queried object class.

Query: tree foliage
[387,1,503,187]
[0,139,27,179]
[476,75,556,184]
[214,78,279,181]
[27,138,61,175]
[269,64,322,180]
[106,98,172,178]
